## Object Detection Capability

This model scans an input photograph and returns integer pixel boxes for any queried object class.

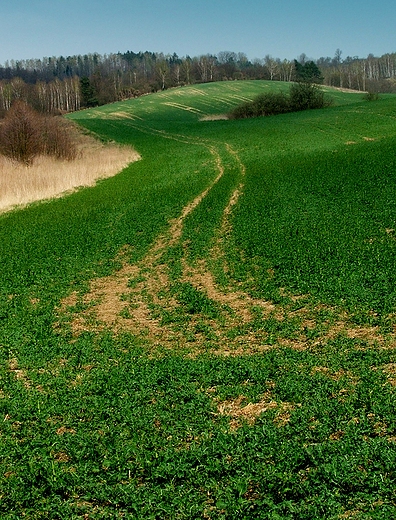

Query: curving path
[57,123,394,355]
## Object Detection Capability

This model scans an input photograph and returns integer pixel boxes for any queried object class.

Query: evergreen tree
[294,60,323,83]
[80,76,98,107]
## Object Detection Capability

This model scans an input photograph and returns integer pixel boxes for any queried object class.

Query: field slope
[0,81,395,519]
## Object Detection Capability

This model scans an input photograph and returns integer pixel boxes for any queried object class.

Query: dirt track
[57,126,395,354]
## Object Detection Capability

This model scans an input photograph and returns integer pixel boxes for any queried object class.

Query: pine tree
[80,76,98,107]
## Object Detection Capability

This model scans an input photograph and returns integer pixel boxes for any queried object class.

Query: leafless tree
[0,100,41,165]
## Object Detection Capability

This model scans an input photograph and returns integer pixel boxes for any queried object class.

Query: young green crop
[1,81,395,518]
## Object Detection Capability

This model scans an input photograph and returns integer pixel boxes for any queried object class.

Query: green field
[1,80,396,518]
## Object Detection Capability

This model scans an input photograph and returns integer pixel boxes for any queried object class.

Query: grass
[0,80,395,518]
[0,133,139,213]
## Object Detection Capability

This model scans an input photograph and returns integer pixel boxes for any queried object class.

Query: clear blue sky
[1,0,395,64]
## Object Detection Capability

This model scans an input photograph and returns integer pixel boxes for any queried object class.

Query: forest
[0,48,396,116]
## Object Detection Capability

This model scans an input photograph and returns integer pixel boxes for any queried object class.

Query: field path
[57,121,395,354]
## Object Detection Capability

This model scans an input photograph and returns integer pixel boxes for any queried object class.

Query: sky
[1,0,395,65]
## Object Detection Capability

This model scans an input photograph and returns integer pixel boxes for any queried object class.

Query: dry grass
[199,114,229,121]
[0,133,140,213]
[216,392,297,430]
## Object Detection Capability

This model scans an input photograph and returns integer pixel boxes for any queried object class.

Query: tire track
[57,125,249,344]
[56,122,392,355]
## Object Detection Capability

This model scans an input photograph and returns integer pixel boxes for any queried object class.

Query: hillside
[1,80,395,518]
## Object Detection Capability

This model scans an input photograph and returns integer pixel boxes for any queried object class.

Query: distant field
[1,80,395,518]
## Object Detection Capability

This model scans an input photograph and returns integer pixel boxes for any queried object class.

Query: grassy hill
[1,80,395,518]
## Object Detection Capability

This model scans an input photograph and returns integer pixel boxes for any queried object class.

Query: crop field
[1,80,396,518]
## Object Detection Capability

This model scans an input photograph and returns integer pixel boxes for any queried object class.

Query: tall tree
[80,76,98,107]
[294,60,323,83]
[155,59,169,90]
[264,55,279,80]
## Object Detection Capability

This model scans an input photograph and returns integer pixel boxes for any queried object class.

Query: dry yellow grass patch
[216,392,298,431]
[379,363,396,386]
[0,133,140,213]
[8,358,32,389]
[200,114,229,121]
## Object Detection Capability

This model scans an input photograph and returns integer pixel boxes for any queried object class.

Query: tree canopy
[294,60,323,83]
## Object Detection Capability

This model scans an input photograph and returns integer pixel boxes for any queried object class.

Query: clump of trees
[0,100,77,165]
[293,60,323,83]
[228,82,332,120]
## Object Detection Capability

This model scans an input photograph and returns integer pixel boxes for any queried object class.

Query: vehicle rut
[57,124,394,355]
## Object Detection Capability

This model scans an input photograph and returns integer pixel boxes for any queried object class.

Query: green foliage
[229,135,396,314]
[229,91,290,119]
[289,81,332,111]
[1,343,395,518]
[364,90,380,101]
[80,76,99,108]
[229,82,331,119]
[175,282,220,318]
[294,59,323,83]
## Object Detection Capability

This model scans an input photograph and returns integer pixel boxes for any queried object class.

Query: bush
[229,91,290,119]
[228,101,257,120]
[0,101,77,165]
[41,116,77,161]
[0,101,41,165]
[289,82,331,111]
[229,83,332,120]
[253,91,290,116]
[363,90,380,101]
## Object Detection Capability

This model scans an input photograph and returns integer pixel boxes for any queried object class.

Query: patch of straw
[0,134,140,213]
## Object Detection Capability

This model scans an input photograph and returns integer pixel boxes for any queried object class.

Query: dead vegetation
[216,391,298,430]
[0,130,139,213]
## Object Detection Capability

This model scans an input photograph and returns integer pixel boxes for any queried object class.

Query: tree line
[0,49,395,116]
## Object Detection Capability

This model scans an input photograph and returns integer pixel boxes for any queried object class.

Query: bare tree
[0,81,12,113]
[264,55,279,80]
[0,101,41,165]
[181,57,192,84]
[156,59,169,90]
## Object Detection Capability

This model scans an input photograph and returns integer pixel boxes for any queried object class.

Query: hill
[1,80,395,518]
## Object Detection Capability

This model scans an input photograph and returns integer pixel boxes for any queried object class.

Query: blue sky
[1,0,395,64]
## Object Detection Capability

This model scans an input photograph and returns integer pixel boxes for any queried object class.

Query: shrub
[363,90,380,101]
[253,92,290,116]
[228,91,290,119]
[228,101,257,119]
[289,82,331,111]
[0,101,41,165]
[41,116,77,161]
[229,83,332,120]
[0,101,77,165]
